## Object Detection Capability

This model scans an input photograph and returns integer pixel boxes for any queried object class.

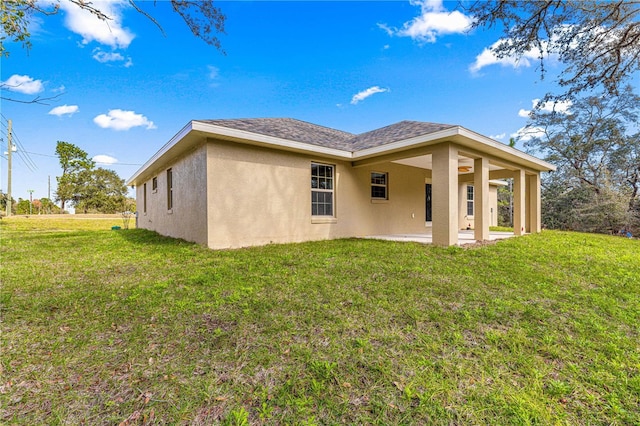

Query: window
[467,185,474,216]
[311,163,334,216]
[167,168,173,210]
[371,172,388,199]
[152,176,158,192]
[143,183,147,213]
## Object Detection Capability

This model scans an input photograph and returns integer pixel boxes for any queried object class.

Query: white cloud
[381,0,472,43]
[208,65,219,80]
[207,65,220,87]
[518,98,572,118]
[469,39,546,74]
[1,74,44,94]
[351,86,389,105]
[511,126,546,142]
[490,133,506,140]
[92,48,133,66]
[59,0,134,49]
[93,50,124,63]
[93,154,118,164]
[48,104,79,117]
[93,109,156,131]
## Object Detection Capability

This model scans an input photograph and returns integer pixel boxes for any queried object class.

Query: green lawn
[1,217,639,425]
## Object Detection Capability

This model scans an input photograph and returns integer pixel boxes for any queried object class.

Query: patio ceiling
[392,154,505,173]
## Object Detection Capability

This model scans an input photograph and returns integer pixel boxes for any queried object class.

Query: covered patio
[352,127,556,246]
[365,230,516,246]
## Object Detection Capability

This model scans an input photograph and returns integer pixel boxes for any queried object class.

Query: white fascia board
[456,127,556,171]
[192,121,353,160]
[352,126,556,172]
[127,121,194,186]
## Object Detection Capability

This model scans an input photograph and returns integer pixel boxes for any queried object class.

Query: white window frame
[167,168,173,212]
[311,162,335,218]
[143,183,147,214]
[371,172,388,200]
[467,185,474,217]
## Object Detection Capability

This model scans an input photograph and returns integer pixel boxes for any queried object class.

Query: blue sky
[1,0,567,207]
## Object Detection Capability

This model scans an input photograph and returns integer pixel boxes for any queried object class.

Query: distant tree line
[1,193,60,215]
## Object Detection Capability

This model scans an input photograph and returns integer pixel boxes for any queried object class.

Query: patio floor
[364,230,515,246]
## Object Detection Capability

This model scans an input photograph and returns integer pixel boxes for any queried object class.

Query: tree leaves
[467,0,640,100]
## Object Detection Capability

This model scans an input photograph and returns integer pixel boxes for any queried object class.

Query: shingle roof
[198,118,356,151]
[349,121,456,150]
[197,118,456,152]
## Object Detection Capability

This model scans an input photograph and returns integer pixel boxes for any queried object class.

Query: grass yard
[1,217,639,425]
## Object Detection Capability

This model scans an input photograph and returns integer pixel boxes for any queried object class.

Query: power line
[0,115,38,172]
[11,129,38,172]
[21,150,141,166]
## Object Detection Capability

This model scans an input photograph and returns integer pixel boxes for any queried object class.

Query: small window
[152,176,158,192]
[167,168,173,210]
[311,163,334,216]
[143,183,147,213]
[371,172,388,199]
[467,185,474,216]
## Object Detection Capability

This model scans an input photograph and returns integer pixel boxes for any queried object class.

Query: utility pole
[6,119,12,217]
[28,189,34,215]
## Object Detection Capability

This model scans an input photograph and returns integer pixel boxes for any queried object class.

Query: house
[127,118,555,249]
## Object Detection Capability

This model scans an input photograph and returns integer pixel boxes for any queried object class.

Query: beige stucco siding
[137,144,208,244]
[489,186,498,226]
[458,183,500,229]
[205,140,429,249]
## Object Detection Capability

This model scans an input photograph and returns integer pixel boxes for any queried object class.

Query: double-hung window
[371,172,388,199]
[311,163,334,216]
[143,183,147,213]
[167,168,173,211]
[467,185,474,216]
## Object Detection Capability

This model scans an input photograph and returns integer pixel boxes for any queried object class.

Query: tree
[466,1,640,101]
[523,85,640,234]
[0,192,16,216]
[496,181,513,227]
[38,198,61,214]
[75,168,128,214]
[15,198,32,215]
[0,0,226,57]
[55,141,94,211]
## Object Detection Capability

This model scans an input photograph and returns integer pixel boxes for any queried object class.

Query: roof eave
[352,126,556,172]
[128,121,556,187]
[127,121,197,186]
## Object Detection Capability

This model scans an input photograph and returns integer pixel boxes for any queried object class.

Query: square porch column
[513,169,526,236]
[528,173,541,233]
[474,157,490,241]
[432,143,458,246]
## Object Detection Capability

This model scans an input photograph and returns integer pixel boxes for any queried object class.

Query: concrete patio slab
[364,230,515,246]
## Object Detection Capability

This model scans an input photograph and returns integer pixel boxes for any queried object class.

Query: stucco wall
[489,185,498,227]
[458,184,500,229]
[205,140,429,249]
[136,144,208,244]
